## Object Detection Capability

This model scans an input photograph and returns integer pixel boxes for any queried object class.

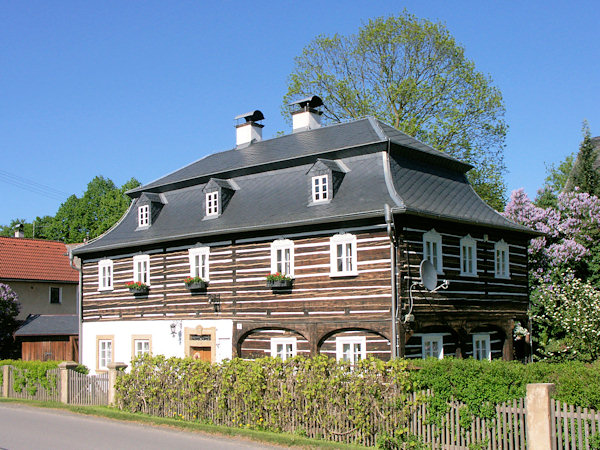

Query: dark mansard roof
[73,117,531,256]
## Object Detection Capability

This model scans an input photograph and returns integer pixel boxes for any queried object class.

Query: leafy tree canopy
[565,121,600,196]
[284,11,508,210]
[0,176,140,243]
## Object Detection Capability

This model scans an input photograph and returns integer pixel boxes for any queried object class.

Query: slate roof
[0,237,79,282]
[14,314,78,337]
[73,117,531,256]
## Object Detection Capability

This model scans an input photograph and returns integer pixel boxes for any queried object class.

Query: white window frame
[138,204,150,227]
[270,337,297,361]
[49,286,62,304]
[188,247,210,281]
[270,239,294,277]
[460,235,477,277]
[422,334,444,359]
[329,233,358,277]
[494,240,510,279]
[336,336,367,363]
[97,339,113,371]
[133,254,151,286]
[205,191,219,217]
[423,229,443,274]
[311,175,329,203]
[473,334,491,360]
[98,259,113,291]
[134,339,151,357]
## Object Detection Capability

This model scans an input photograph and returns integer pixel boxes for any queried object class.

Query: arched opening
[318,328,391,362]
[237,327,308,360]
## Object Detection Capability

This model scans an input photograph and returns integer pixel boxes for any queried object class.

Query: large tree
[0,176,140,243]
[564,121,600,196]
[45,176,140,243]
[284,12,508,210]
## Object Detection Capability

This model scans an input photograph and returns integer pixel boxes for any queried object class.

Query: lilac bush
[0,283,20,358]
[504,189,600,361]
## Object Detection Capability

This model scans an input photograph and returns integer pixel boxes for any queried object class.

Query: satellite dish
[420,260,438,291]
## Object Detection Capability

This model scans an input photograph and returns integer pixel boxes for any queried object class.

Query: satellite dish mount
[403,260,449,324]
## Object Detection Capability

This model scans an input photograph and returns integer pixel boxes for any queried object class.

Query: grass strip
[0,398,366,449]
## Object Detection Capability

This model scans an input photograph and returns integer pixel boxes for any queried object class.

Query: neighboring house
[72,97,535,373]
[0,233,79,360]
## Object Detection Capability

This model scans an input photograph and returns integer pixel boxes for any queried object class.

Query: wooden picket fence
[67,370,109,406]
[5,367,61,402]
[406,394,526,449]
[552,399,600,450]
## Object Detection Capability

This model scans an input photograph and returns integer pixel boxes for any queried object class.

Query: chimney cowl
[14,223,24,238]
[289,95,324,133]
[235,110,264,148]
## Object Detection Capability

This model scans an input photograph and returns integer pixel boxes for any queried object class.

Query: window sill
[329,271,358,278]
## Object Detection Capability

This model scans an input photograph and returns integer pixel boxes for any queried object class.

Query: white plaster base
[81,319,233,374]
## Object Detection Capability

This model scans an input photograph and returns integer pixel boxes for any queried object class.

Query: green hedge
[0,360,88,395]
[413,358,600,413]
[117,355,418,445]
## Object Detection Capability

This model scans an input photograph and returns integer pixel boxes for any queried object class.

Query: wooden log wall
[398,218,530,324]
[81,228,393,326]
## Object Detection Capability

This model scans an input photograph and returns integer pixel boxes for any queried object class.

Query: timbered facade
[72,98,535,372]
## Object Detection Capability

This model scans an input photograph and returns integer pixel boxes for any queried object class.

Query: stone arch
[237,326,309,360]
[317,327,391,361]
[404,325,460,360]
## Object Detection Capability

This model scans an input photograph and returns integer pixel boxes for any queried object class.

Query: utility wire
[0,169,70,201]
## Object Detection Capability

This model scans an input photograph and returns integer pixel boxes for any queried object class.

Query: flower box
[185,281,207,291]
[267,279,293,289]
[126,281,149,296]
[129,286,149,296]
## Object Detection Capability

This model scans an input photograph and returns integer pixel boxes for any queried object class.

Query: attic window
[312,175,329,203]
[206,191,219,216]
[138,205,150,227]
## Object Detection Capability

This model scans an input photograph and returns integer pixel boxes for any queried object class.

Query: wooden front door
[191,346,212,362]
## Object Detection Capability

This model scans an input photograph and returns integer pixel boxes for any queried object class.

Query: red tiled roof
[0,237,79,282]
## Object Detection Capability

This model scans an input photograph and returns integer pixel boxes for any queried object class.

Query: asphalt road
[0,403,279,450]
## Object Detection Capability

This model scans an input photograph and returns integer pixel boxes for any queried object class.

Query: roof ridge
[0,236,67,245]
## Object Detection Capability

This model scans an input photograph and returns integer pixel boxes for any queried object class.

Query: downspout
[69,250,83,364]
[385,204,398,359]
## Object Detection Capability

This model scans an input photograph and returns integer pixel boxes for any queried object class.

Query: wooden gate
[68,370,109,406]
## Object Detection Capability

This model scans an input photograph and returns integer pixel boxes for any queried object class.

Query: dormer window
[307,159,347,206]
[205,191,219,217]
[203,178,237,219]
[138,205,150,227]
[312,175,329,203]
[135,193,165,230]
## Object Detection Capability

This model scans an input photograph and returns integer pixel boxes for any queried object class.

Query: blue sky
[1,1,599,227]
